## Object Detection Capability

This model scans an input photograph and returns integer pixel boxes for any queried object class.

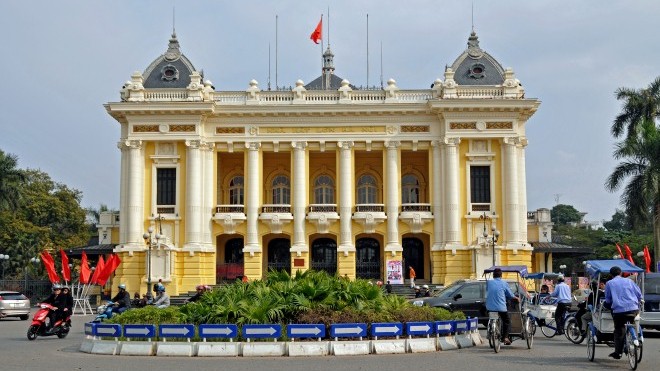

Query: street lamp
[24,257,40,292]
[480,212,500,266]
[559,264,567,275]
[143,226,161,300]
[613,254,622,260]
[0,254,9,279]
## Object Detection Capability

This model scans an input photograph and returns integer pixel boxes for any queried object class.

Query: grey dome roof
[449,31,505,86]
[143,32,198,89]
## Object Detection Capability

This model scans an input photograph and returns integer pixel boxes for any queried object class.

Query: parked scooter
[27,303,71,340]
[93,301,116,322]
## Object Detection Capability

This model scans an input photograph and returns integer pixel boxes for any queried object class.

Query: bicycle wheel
[636,325,643,363]
[525,316,533,349]
[492,319,501,353]
[487,320,494,349]
[565,318,585,344]
[586,327,595,362]
[529,318,537,336]
[625,327,638,370]
[541,319,557,338]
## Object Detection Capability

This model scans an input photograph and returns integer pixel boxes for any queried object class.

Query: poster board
[386,260,403,284]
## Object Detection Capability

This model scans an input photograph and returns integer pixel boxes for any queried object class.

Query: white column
[503,137,521,245]
[384,141,402,253]
[518,138,528,244]
[118,141,129,245]
[444,137,461,246]
[292,141,308,253]
[244,142,261,254]
[202,142,215,247]
[126,140,144,246]
[338,141,354,252]
[431,140,443,250]
[184,140,203,248]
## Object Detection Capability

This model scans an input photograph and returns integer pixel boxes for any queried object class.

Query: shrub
[107,306,185,325]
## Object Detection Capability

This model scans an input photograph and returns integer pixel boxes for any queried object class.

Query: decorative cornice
[450,122,476,130]
[216,127,245,135]
[400,125,430,133]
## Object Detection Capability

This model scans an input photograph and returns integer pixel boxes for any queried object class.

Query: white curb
[90,340,119,355]
[120,341,155,356]
[407,338,437,353]
[196,342,240,357]
[287,341,330,356]
[331,341,370,356]
[371,339,407,354]
[437,335,459,350]
[156,342,194,357]
[456,333,473,348]
[242,342,286,357]
[79,338,94,353]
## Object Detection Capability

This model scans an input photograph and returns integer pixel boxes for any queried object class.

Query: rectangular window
[470,166,490,204]
[157,168,176,206]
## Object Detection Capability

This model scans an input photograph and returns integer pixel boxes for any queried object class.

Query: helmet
[414,286,420,290]
[155,283,165,292]
[422,285,429,289]
[196,285,204,290]
[118,283,126,290]
[52,284,62,290]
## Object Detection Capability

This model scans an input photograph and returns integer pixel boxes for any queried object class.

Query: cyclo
[526,272,584,343]
[483,265,534,353]
[584,259,644,370]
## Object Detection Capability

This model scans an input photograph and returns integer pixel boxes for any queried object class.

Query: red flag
[310,17,322,44]
[96,254,121,286]
[60,249,70,282]
[615,243,624,259]
[40,251,60,284]
[624,244,635,264]
[643,246,652,273]
[89,255,105,285]
[80,251,91,284]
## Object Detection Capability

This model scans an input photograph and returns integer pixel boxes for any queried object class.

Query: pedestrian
[414,285,422,298]
[486,268,519,345]
[604,266,642,360]
[385,280,392,294]
[550,275,572,335]
[408,266,416,289]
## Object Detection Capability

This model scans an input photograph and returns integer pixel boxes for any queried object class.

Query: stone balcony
[306,204,339,234]
[353,204,387,234]
[259,204,293,234]
[399,203,433,233]
[212,205,246,234]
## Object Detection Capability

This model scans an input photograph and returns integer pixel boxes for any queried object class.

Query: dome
[142,32,198,89]
[449,31,505,86]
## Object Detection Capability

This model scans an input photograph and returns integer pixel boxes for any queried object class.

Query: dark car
[411,279,527,325]
[641,273,660,330]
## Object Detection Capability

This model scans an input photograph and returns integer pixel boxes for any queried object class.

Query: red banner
[60,249,70,282]
[80,251,91,284]
[40,250,60,284]
[89,255,105,285]
[96,254,121,286]
[310,17,322,44]
[615,243,624,259]
[643,246,652,273]
[624,244,635,264]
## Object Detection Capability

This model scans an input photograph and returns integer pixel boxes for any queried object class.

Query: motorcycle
[27,303,71,340]
[93,301,116,322]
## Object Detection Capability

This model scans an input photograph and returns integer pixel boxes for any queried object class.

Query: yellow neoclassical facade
[103,30,540,296]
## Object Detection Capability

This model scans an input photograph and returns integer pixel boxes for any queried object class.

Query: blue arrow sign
[287,324,325,339]
[94,324,121,337]
[199,324,238,339]
[84,322,95,336]
[455,320,468,333]
[435,321,455,335]
[123,324,156,338]
[159,324,195,338]
[406,321,434,336]
[371,322,403,337]
[330,323,367,338]
[468,318,478,331]
[242,324,281,339]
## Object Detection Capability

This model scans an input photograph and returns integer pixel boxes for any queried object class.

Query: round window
[161,65,179,82]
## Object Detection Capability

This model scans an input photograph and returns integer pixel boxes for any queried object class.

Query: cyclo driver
[486,268,519,345]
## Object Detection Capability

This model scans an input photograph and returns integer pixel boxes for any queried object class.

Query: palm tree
[0,150,25,211]
[605,100,660,268]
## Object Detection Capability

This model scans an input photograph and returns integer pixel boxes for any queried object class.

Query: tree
[0,150,25,211]
[551,204,582,226]
[603,209,630,232]
[607,77,660,270]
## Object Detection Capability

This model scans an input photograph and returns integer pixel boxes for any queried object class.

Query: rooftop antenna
[275,15,278,89]
[471,1,475,32]
[366,14,369,88]
[327,6,331,47]
[380,41,383,89]
[172,3,176,35]
[554,194,562,205]
[268,43,271,91]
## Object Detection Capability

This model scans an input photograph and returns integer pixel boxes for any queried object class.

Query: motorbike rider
[42,284,67,331]
[152,283,170,308]
[60,286,74,322]
[110,283,131,314]
[187,285,206,303]
[422,284,432,297]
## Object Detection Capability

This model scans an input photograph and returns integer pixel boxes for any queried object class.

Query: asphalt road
[1,309,658,371]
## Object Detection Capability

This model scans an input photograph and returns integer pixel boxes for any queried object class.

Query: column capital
[431,140,444,148]
[291,141,308,150]
[337,141,354,150]
[443,137,461,146]
[245,142,261,151]
[185,139,202,149]
[384,140,400,149]
[503,136,521,146]
[123,139,143,149]
[517,136,528,147]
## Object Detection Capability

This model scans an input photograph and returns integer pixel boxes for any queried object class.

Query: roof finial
[471,1,474,33]
[172,4,176,37]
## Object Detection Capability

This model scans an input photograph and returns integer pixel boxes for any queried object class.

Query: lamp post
[613,254,622,260]
[637,251,645,269]
[0,254,9,279]
[143,227,161,300]
[559,264,567,275]
[24,257,40,293]
[480,212,500,266]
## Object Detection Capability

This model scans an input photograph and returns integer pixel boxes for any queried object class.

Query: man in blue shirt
[550,275,572,335]
[604,266,642,360]
[486,268,519,345]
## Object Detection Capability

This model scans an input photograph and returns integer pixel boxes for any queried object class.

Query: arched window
[357,174,377,204]
[402,174,420,204]
[314,175,335,204]
[229,176,244,205]
[272,175,290,204]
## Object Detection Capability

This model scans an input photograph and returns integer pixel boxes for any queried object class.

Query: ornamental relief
[400,125,430,133]
[450,122,477,130]
[170,124,196,132]
[216,127,245,135]
[486,122,513,129]
[133,125,159,133]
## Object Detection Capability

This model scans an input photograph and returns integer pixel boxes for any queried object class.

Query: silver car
[641,273,660,331]
[0,291,31,320]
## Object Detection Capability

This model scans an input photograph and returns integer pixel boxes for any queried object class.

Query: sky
[1,0,658,224]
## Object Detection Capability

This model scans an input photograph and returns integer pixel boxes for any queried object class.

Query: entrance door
[311,238,337,275]
[217,238,244,282]
[267,238,291,273]
[356,238,381,279]
[403,237,424,279]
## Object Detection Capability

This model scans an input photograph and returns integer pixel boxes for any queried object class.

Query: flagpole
[320,14,324,90]
[366,13,369,88]
[275,15,278,89]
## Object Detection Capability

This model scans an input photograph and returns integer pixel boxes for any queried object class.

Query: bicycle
[529,297,585,344]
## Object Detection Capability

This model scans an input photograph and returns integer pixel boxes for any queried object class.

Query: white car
[0,291,31,320]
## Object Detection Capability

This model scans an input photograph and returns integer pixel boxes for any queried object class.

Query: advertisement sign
[386,260,403,284]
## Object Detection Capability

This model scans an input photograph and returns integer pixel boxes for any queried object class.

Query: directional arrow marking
[125,327,151,335]
[245,327,277,336]
[373,325,401,333]
[96,327,118,335]
[334,326,364,335]
[161,327,190,336]
[290,327,322,335]
[437,324,452,331]
[202,327,234,335]
[409,324,431,332]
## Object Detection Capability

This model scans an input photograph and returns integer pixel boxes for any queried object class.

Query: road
[1,309,658,371]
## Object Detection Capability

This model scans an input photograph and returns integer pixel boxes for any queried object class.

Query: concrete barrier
[196,342,240,357]
[371,339,407,354]
[119,341,155,356]
[287,341,330,356]
[407,338,437,353]
[242,342,286,357]
[331,341,370,356]
[80,338,94,353]
[156,341,194,357]
[454,320,473,348]
[89,339,119,355]
[437,335,459,350]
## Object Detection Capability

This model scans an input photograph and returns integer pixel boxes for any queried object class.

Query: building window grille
[229,176,244,205]
[470,166,491,203]
[401,174,420,204]
[272,175,290,205]
[314,175,335,204]
[357,174,377,204]
[156,168,176,206]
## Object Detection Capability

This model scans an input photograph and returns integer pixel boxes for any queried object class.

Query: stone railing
[261,204,291,213]
[143,90,189,101]
[355,204,385,213]
[215,205,245,213]
[455,86,504,99]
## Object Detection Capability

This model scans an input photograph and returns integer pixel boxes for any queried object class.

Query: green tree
[551,204,582,226]
[0,150,26,212]
[607,77,660,269]
[603,209,630,231]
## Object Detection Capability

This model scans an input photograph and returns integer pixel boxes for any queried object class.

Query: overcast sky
[1,0,658,224]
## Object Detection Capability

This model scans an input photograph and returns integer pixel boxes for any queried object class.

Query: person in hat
[110,283,131,314]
